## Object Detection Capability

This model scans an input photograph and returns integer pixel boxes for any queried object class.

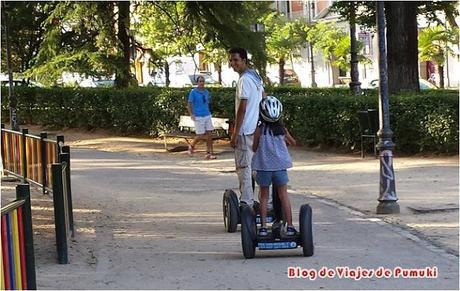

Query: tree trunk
[444,9,458,28]
[115,1,131,88]
[438,64,444,88]
[309,43,317,88]
[216,63,222,84]
[165,62,170,87]
[385,1,419,94]
[279,58,285,86]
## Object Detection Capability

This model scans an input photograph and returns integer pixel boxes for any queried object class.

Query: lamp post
[2,2,19,130]
[375,1,399,214]
[250,23,267,83]
[349,2,361,95]
[307,0,317,88]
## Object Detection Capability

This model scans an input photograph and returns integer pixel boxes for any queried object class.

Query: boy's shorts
[255,170,289,187]
[194,115,214,134]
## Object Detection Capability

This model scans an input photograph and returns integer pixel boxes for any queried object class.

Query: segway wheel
[240,204,257,259]
[299,204,314,257]
[223,189,239,233]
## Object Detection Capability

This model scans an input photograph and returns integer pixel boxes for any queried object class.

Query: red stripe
[1,216,11,289]
[17,208,27,289]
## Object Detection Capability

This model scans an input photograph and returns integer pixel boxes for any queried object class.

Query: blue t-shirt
[188,88,211,117]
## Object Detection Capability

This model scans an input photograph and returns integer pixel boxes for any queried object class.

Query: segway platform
[222,188,279,233]
[240,203,314,259]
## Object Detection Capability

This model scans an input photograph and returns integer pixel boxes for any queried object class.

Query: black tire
[240,204,257,259]
[223,189,239,232]
[299,204,314,257]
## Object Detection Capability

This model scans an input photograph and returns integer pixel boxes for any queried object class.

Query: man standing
[229,47,264,207]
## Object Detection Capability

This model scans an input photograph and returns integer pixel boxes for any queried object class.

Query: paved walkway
[1,133,458,289]
[1,144,456,289]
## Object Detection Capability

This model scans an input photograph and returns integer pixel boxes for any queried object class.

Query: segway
[223,181,282,233]
[240,202,314,259]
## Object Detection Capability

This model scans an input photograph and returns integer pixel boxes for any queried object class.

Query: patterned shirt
[252,123,293,171]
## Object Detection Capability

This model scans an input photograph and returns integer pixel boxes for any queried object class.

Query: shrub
[1,87,457,153]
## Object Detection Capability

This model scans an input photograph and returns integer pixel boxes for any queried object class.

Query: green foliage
[135,2,197,65]
[263,12,308,64]
[307,22,369,71]
[1,2,54,74]
[183,1,273,77]
[330,1,459,29]
[419,24,458,65]
[2,87,457,153]
[329,1,377,29]
[25,2,122,86]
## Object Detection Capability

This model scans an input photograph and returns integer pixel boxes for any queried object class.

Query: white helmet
[260,96,283,122]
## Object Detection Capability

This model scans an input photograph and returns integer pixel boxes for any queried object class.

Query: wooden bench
[162,115,230,151]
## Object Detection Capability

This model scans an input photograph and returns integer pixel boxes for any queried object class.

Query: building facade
[273,0,459,89]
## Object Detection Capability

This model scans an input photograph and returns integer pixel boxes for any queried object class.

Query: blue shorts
[255,170,289,187]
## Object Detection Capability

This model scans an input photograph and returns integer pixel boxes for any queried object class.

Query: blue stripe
[6,213,16,289]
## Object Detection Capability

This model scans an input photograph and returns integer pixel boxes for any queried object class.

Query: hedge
[1,86,458,153]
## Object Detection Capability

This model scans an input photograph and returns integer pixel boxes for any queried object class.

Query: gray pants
[234,134,254,206]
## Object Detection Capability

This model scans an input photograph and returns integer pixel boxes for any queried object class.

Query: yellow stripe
[12,210,22,289]
[1,232,4,290]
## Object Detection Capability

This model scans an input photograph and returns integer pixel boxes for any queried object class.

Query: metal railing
[52,148,74,264]
[1,184,37,290]
[1,124,64,194]
[1,125,74,264]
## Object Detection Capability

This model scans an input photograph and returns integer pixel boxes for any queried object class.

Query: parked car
[267,69,300,86]
[189,72,220,86]
[79,78,115,88]
[367,78,438,90]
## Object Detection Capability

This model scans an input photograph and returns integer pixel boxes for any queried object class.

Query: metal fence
[1,125,74,264]
[1,124,64,194]
[52,148,74,264]
[1,184,37,290]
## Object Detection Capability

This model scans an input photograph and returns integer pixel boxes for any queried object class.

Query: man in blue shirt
[187,76,216,159]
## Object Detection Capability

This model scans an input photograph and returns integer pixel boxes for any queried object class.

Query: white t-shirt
[235,73,263,135]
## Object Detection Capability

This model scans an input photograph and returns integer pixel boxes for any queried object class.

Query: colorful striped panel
[1,216,9,290]
[17,207,27,289]
[12,210,23,289]
[6,213,16,289]
[1,235,4,290]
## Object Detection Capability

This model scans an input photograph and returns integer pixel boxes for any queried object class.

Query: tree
[332,34,370,72]
[200,42,229,84]
[330,1,459,94]
[419,25,458,88]
[26,2,128,87]
[385,1,419,93]
[27,1,272,87]
[135,2,199,87]
[136,1,272,85]
[418,1,459,28]
[263,12,308,85]
[307,22,368,74]
[1,2,54,78]
[184,1,272,80]
[116,1,131,88]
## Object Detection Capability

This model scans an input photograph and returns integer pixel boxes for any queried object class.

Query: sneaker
[187,145,194,156]
[283,225,297,237]
[258,227,269,237]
